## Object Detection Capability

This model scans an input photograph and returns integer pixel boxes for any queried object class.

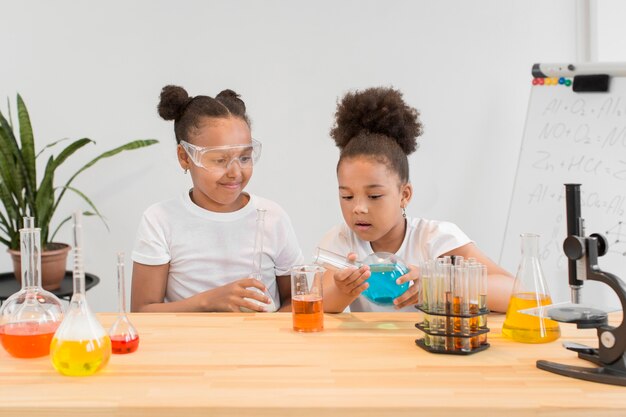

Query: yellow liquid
[501,293,560,343]
[50,336,112,376]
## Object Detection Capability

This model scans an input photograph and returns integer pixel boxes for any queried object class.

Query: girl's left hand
[392,264,420,309]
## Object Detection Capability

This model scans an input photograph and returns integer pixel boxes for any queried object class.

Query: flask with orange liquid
[502,233,561,343]
[0,217,64,358]
[50,213,111,376]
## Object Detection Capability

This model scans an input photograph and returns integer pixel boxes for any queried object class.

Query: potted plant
[0,94,158,290]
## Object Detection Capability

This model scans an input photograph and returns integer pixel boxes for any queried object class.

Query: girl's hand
[333,252,371,296]
[393,264,420,309]
[201,278,270,312]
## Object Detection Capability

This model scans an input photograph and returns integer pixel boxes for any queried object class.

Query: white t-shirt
[132,192,303,308]
[317,217,472,312]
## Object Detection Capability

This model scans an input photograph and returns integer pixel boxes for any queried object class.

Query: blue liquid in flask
[362,263,409,305]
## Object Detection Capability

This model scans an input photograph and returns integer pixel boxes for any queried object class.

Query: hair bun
[158,85,191,121]
[330,87,423,155]
[216,88,246,115]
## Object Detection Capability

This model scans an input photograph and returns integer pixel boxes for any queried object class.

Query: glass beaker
[109,252,139,354]
[50,212,111,376]
[0,217,64,358]
[502,233,561,343]
[290,265,324,332]
[313,248,409,306]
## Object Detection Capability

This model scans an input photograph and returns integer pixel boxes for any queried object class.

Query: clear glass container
[109,252,139,354]
[241,208,277,312]
[502,233,561,343]
[313,248,409,306]
[0,217,64,358]
[50,212,111,376]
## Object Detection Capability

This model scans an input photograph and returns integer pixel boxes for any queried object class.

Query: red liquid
[111,335,140,354]
[0,322,59,358]
[292,295,323,332]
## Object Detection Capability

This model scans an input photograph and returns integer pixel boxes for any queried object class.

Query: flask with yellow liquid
[502,233,560,343]
[50,213,111,376]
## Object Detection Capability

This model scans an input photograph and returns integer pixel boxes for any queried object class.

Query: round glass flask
[313,248,409,306]
[0,217,64,358]
[50,212,111,375]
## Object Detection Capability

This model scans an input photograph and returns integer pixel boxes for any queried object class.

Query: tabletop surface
[1,311,625,417]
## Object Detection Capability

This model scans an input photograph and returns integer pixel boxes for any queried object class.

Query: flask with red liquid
[108,252,139,354]
[0,217,64,358]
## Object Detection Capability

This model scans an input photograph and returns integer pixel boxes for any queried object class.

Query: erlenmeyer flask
[109,252,139,354]
[0,217,63,358]
[502,233,560,343]
[50,212,111,376]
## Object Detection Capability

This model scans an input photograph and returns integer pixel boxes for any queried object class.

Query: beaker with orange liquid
[290,265,324,332]
[0,217,64,358]
[502,233,561,343]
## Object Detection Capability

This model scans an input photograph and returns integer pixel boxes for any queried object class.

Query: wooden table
[1,312,626,416]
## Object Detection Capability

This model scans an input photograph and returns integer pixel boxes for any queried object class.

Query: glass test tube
[420,261,431,346]
[431,260,446,350]
[442,263,455,351]
[468,264,481,349]
[453,264,470,352]
[479,264,488,345]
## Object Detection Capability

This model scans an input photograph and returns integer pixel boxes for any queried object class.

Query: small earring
[402,207,406,218]
[184,169,188,174]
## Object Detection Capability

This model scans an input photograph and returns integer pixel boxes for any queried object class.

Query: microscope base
[537,359,626,386]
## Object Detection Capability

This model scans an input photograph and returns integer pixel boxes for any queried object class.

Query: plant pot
[8,242,71,291]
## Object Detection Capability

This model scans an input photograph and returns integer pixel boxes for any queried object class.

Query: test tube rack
[414,306,490,355]
[414,258,490,355]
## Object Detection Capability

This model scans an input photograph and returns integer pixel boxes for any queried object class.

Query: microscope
[535,183,626,386]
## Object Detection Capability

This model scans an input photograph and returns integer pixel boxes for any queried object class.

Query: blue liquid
[362,264,409,306]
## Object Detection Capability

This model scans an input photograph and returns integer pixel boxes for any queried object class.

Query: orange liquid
[0,322,59,358]
[469,303,480,348]
[292,295,323,332]
[502,293,560,343]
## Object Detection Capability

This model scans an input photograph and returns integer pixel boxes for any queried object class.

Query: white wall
[0,0,582,311]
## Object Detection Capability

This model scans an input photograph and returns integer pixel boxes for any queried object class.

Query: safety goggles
[179,139,262,172]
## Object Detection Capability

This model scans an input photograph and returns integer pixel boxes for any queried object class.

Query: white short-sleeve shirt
[132,192,303,308]
[318,217,472,312]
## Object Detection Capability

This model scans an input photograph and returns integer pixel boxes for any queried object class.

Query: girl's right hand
[201,278,270,312]
[333,252,371,296]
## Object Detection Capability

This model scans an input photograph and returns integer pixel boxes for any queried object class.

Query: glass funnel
[50,212,111,376]
[313,248,409,306]
[109,252,139,354]
[0,217,64,358]
[502,233,561,343]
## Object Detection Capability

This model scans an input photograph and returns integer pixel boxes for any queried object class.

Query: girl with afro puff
[318,87,514,313]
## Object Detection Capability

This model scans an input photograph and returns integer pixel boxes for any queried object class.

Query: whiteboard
[500,76,626,311]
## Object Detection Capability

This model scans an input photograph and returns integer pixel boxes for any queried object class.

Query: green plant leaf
[0,101,35,209]
[0,181,19,248]
[17,94,36,194]
[36,137,70,158]
[52,139,158,218]
[36,138,95,244]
